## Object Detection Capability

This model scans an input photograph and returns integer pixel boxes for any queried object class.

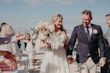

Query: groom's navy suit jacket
[67,24,105,64]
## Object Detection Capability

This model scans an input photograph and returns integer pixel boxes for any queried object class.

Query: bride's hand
[67,57,75,64]
[40,41,50,48]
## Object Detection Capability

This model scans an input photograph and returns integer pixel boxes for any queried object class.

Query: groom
[67,10,106,73]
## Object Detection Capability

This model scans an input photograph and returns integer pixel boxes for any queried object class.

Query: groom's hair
[106,13,110,17]
[82,10,92,18]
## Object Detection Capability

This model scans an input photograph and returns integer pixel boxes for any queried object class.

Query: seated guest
[0,50,16,62]
[0,50,17,71]
[0,23,24,56]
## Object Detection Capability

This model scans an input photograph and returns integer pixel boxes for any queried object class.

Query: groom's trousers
[79,57,98,73]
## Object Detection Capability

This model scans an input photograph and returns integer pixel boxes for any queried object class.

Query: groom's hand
[99,57,106,67]
[67,57,74,64]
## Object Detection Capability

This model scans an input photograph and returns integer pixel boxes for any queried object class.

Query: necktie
[86,26,91,41]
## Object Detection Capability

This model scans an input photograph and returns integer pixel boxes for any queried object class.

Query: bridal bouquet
[31,21,54,49]
[32,21,65,50]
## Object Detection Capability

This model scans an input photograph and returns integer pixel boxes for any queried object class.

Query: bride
[37,14,70,73]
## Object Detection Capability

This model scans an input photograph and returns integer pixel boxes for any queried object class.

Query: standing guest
[67,10,106,73]
[0,50,16,63]
[24,29,31,50]
[0,23,23,58]
[101,13,110,73]
[16,31,22,49]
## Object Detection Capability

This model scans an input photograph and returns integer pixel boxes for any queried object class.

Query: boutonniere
[93,29,98,34]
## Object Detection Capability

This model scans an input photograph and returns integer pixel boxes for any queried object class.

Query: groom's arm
[0,36,11,45]
[67,27,77,56]
[66,27,77,64]
[98,26,105,57]
[98,26,106,67]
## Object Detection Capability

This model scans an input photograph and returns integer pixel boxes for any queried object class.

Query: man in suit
[101,13,110,73]
[67,10,106,73]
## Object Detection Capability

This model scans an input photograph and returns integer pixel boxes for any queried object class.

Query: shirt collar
[83,23,91,28]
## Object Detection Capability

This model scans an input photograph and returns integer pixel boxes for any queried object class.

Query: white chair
[17,55,29,73]
[22,51,34,70]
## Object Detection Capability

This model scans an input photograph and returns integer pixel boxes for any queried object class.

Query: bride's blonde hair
[50,14,64,31]
[0,23,15,36]
[50,14,63,23]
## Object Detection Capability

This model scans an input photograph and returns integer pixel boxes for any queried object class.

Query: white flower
[32,21,54,50]
[49,24,54,32]
[93,29,98,34]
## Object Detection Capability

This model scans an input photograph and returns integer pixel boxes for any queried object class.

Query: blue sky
[0,0,110,34]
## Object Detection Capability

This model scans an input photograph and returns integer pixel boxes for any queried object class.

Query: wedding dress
[39,32,69,73]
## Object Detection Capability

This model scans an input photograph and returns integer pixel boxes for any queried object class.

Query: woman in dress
[39,14,69,73]
[101,13,110,73]
[0,23,19,71]
[0,23,22,57]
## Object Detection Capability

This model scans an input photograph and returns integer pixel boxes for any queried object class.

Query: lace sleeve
[50,32,67,50]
